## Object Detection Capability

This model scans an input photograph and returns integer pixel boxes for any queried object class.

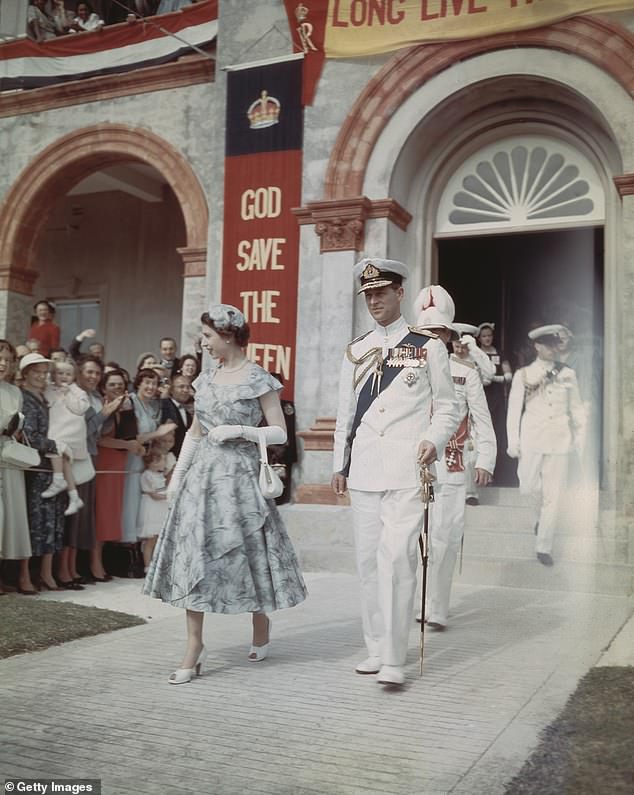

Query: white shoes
[42,478,67,499]
[355,656,381,675]
[64,492,84,517]
[376,665,405,686]
[248,618,271,662]
[168,646,208,684]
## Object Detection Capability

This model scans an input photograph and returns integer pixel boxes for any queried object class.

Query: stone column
[0,265,38,342]
[177,246,208,353]
[613,175,634,565]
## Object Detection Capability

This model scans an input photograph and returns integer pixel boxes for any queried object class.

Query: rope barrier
[0,464,137,475]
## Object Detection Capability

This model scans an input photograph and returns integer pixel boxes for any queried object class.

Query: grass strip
[0,595,145,658]
[505,666,634,795]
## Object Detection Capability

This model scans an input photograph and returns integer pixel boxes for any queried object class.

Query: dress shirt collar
[373,315,408,338]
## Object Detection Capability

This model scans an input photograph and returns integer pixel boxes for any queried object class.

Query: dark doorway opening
[437,227,604,486]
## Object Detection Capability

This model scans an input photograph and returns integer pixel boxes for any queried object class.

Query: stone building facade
[0,1,632,586]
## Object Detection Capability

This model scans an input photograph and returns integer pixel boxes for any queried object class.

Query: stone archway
[324,16,634,201]
[0,123,209,342]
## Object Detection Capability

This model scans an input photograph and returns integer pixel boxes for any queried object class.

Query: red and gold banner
[221,57,304,399]
[285,0,634,59]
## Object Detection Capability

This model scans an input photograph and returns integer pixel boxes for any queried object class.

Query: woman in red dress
[29,300,61,357]
[92,369,145,580]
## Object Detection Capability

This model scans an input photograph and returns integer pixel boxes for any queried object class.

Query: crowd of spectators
[26,0,203,42]
[0,301,202,595]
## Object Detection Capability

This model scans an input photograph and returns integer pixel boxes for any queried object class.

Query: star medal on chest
[404,370,419,387]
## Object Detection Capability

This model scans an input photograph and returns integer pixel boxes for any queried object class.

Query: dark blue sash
[340,330,430,476]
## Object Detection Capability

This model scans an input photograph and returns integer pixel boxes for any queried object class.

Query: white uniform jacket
[506,359,586,456]
[333,316,460,492]
[466,345,496,386]
[437,356,497,486]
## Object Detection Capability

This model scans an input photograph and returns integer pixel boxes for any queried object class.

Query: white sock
[53,473,65,483]
[68,489,78,499]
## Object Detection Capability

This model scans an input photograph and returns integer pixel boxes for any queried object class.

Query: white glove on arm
[208,424,287,445]
[167,432,200,499]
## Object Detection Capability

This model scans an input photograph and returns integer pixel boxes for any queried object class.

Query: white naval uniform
[463,345,495,498]
[427,355,496,626]
[506,358,586,554]
[333,315,459,667]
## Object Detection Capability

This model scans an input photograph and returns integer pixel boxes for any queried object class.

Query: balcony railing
[0,1,217,92]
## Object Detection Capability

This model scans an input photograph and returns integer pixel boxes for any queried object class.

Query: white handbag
[0,431,40,469]
[257,428,284,500]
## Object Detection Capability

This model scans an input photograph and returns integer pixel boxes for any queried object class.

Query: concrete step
[456,555,633,596]
[462,527,620,563]
[279,502,633,596]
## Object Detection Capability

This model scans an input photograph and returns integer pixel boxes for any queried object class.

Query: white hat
[454,322,479,337]
[353,258,409,294]
[477,322,495,335]
[414,285,458,338]
[207,303,246,330]
[528,324,570,342]
[19,352,52,373]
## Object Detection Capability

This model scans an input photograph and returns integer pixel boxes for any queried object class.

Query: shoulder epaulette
[346,330,375,365]
[450,354,476,369]
[350,330,372,346]
[408,326,438,339]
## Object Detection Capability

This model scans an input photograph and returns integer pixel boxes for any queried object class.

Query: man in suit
[160,372,193,457]
[331,259,459,686]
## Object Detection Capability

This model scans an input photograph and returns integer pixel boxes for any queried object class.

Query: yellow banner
[324,0,634,57]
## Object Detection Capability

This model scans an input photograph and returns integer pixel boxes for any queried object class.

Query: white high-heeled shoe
[248,618,271,662]
[168,646,207,684]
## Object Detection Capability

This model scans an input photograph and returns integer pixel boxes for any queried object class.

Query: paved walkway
[1,574,632,795]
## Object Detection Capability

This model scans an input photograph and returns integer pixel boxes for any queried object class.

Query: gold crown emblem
[295,3,309,22]
[362,263,380,280]
[247,90,281,130]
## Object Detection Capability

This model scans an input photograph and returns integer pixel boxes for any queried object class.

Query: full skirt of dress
[143,437,307,614]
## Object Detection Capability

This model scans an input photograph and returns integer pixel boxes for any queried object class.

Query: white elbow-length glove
[208,424,287,445]
[167,432,201,500]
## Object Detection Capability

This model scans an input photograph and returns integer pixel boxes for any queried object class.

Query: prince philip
[332,258,459,686]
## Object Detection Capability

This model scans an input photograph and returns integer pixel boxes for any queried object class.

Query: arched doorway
[435,133,606,486]
[301,22,634,582]
[0,123,209,358]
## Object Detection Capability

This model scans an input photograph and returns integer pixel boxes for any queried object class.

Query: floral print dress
[143,364,307,614]
[21,389,66,555]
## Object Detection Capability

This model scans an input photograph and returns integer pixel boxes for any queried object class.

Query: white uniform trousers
[349,487,423,667]
[518,452,569,554]
[427,482,466,625]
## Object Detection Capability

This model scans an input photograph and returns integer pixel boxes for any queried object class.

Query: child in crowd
[42,360,90,515]
[138,448,170,572]
[153,429,177,474]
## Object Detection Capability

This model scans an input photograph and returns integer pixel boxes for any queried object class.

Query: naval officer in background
[506,325,586,566]
[332,259,459,686]
[415,287,497,629]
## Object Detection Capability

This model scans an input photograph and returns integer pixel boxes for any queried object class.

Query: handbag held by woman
[0,412,41,469]
[257,428,284,500]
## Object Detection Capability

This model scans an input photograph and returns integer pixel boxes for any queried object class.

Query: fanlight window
[437,137,605,235]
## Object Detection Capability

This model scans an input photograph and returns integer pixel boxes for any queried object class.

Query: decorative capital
[177,246,207,277]
[292,197,411,253]
[0,265,38,294]
[613,174,634,197]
